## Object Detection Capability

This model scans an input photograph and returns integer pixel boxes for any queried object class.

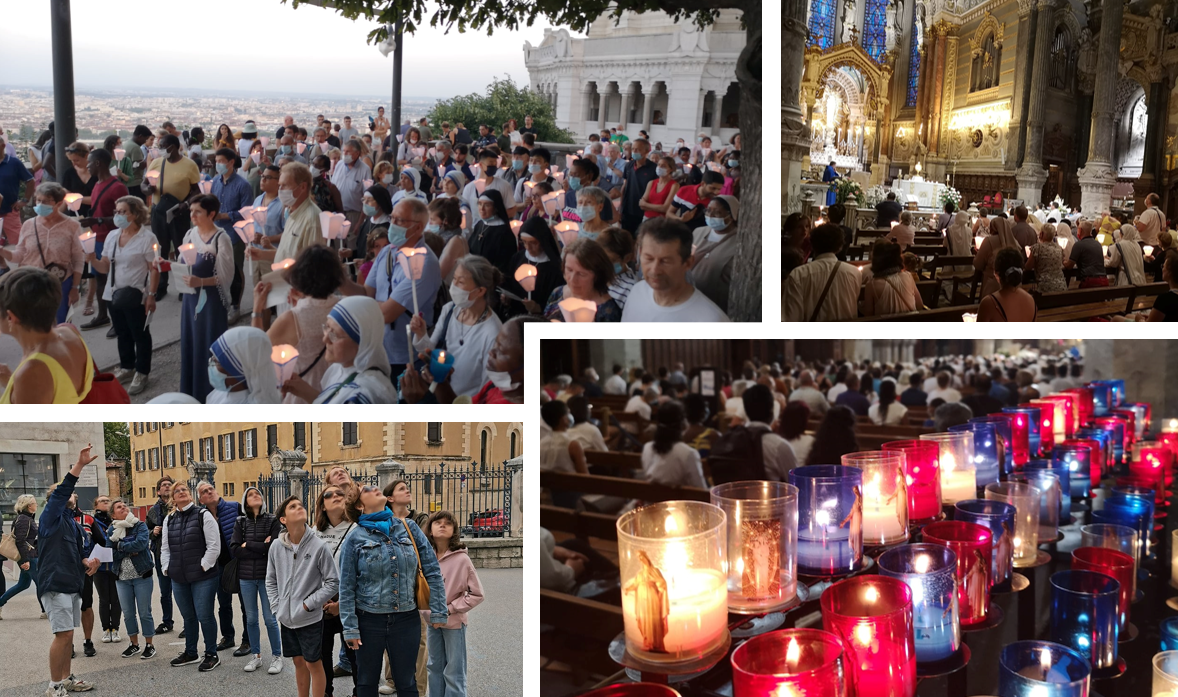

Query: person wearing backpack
[231,486,283,675]
[711,384,797,483]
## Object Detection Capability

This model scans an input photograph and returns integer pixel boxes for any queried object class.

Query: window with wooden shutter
[294,423,306,450]
[267,425,278,454]
[428,422,442,443]
[343,422,358,446]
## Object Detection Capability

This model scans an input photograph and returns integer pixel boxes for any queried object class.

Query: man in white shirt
[1135,192,1164,245]
[745,384,798,481]
[787,370,829,416]
[567,396,609,452]
[603,365,628,395]
[926,371,963,405]
[782,222,861,321]
[621,218,730,322]
[625,388,658,421]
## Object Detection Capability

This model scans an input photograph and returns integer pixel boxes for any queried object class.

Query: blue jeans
[55,276,74,325]
[172,575,219,656]
[427,624,467,697]
[115,575,155,638]
[239,579,281,657]
[0,558,37,607]
[154,554,173,626]
[216,572,237,643]
[356,610,420,697]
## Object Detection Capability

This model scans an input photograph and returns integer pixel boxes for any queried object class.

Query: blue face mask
[34,204,54,218]
[528,163,543,174]
[279,146,291,155]
[425,223,441,234]
[577,205,597,222]
[613,262,624,275]
[363,203,378,217]
[512,159,525,171]
[112,214,131,230]
[208,364,230,392]
[568,176,582,191]
[705,216,727,230]
[216,163,229,176]
[728,159,740,168]
[387,223,408,248]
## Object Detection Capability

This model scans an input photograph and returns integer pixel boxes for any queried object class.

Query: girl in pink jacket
[423,511,485,697]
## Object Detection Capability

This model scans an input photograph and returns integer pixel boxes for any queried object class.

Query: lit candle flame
[864,586,879,603]
[786,637,800,669]
[914,554,931,574]
[1040,647,1051,678]
[942,452,956,473]
[854,622,874,646]
[438,351,446,363]
[665,514,678,534]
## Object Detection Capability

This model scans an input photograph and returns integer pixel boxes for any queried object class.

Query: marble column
[641,81,657,131]
[928,24,948,156]
[783,0,810,216]
[618,85,635,130]
[711,90,726,136]
[581,85,595,126]
[1009,0,1036,170]
[1136,79,1169,204]
[597,84,612,130]
[1016,0,1056,203]
[1077,0,1124,214]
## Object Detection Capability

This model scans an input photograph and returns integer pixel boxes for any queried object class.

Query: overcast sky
[0,0,583,99]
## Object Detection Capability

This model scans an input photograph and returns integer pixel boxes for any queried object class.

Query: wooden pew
[541,504,619,541]
[590,395,630,412]
[584,450,643,474]
[541,470,710,503]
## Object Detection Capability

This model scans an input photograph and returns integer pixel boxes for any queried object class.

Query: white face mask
[309,166,322,178]
[486,368,520,392]
[278,189,296,208]
[449,282,477,309]
[343,154,354,165]
[382,174,394,185]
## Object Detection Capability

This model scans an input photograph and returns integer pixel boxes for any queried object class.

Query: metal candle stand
[914,643,971,697]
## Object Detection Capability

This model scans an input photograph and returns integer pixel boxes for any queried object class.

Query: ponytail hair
[652,400,686,455]
[995,248,1024,289]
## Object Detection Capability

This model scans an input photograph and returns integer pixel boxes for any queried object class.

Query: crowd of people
[1,451,486,697]
[781,189,1178,321]
[0,113,743,403]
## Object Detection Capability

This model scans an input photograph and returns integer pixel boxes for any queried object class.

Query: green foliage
[286,0,735,45]
[427,76,575,144]
[104,422,130,462]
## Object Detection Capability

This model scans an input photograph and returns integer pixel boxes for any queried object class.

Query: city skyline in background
[0,0,583,99]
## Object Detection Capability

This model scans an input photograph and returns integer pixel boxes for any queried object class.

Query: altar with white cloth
[892,178,946,209]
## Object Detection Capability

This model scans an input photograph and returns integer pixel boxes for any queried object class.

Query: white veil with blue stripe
[315,295,397,404]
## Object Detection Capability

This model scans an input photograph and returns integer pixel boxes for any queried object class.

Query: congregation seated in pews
[783,196,1178,321]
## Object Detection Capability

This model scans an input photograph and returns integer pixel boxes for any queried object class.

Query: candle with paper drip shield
[262,258,295,307]
[554,221,580,246]
[558,297,597,322]
[114,148,125,161]
[64,193,83,212]
[78,232,97,255]
[542,191,564,217]
[997,641,1091,697]
[144,171,160,188]
[513,264,538,301]
[251,207,268,228]
[232,220,256,246]
[729,628,847,697]
[259,136,271,148]
[397,247,428,315]
[509,220,523,240]
[198,180,213,195]
[320,211,348,240]
[271,344,299,386]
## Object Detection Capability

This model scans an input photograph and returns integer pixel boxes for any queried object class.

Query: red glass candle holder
[1134,442,1173,490]
[1158,431,1178,470]
[1071,546,1134,633]
[1065,387,1095,428]
[922,520,993,626]
[578,685,683,697]
[881,440,941,524]
[996,412,1030,468]
[1028,400,1061,449]
[1062,438,1102,491]
[1042,393,1077,439]
[730,628,848,697]
[821,576,916,697]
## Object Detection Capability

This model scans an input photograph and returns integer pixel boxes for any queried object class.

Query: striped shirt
[608,268,640,309]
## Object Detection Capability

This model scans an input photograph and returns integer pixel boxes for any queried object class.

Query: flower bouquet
[939,186,962,209]
[864,184,889,207]
[836,178,865,206]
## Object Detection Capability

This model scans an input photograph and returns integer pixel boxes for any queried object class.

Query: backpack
[708,424,770,484]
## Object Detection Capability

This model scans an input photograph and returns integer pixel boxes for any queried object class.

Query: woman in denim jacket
[108,498,158,659]
[338,484,447,697]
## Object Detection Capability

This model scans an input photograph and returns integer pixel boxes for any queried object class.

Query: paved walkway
[0,564,521,697]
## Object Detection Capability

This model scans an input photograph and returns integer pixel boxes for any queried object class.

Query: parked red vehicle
[465,509,507,537]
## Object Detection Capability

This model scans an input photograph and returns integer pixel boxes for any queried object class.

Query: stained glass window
[808,0,837,50]
[863,0,888,61]
[905,13,921,107]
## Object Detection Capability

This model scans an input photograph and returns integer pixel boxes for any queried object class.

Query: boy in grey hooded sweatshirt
[266,496,339,697]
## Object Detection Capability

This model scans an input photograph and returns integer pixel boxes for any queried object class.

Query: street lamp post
[391,16,404,135]
[50,0,76,182]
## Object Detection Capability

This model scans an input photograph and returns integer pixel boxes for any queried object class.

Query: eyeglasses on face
[360,485,380,494]
[322,490,343,500]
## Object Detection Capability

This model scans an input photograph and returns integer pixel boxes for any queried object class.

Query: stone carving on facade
[669,22,710,55]
[968,12,1004,57]
[1117,9,1166,83]
[886,0,905,52]
[1043,123,1072,163]
[1077,27,1097,94]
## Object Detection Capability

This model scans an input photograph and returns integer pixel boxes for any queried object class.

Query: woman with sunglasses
[314,485,357,697]
[339,484,447,697]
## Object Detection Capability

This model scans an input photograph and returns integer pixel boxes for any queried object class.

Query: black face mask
[485,165,498,176]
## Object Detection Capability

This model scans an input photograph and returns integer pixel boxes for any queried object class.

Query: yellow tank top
[1,349,94,404]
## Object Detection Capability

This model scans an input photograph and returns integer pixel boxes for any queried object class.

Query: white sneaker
[111,631,121,643]
[0,607,4,619]
[267,656,283,675]
[128,372,149,396]
[112,367,134,383]
[45,684,67,697]
[244,656,263,673]
[101,630,112,644]
[40,612,48,619]
[379,685,395,695]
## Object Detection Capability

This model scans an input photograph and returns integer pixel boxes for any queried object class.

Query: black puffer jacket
[13,510,38,562]
[230,487,281,581]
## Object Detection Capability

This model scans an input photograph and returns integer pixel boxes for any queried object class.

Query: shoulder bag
[108,234,146,311]
[399,517,431,608]
[33,220,69,281]
[808,261,842,322]
[0,530,18,561]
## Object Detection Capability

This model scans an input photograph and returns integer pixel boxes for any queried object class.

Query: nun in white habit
[291,295,398,404]
[391,167,429,206]
[206,326,282,404]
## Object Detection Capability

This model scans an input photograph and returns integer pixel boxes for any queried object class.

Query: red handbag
[80,360,130,404]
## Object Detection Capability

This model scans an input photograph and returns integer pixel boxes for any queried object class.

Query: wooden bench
[541,504,620,541]
[1033,282,1167,321]
[584,450,643,474]
[541,470,711,504]
[590,395,630,412]
[540,590,625,676]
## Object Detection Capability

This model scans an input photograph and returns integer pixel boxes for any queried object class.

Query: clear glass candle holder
[985,481,1041,566]
[919,432,977,505]
[790,466,864,577]
[842,452,909,546]
[1071,546,1133,633]
[1029,399,1064,448]
[998,640,1091,697]
[881,440,941,523]
[954,499,1017,589]
[1080,523,1140,575]
[1053,443,1093,499]
[1010,471,1060,544]
[969,415,1014,476]
[820,575,916,697]
[921,520,992,626]
[1154,651,1178,697]
[1025,459,1071,520]
[997,411,1031,468]
[1129,402,1151,435]
[950,421,1002,487]
[1042,393,1078,439]
[1049,569,1120,671]
[1073,429,1113,480]
[1004,406,1043,458]
[1162,617,1178,652]
[730,628,848,697]
[616,500,729,669]
[1088,381,1112,416]
[710,481,798,614]
[878,543,960,663]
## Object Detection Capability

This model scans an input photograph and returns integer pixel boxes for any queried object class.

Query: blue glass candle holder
[878,543,959,664]
[1004,406,1043,458]
[1024,459,1071,520]
[1010,471,1060,543]
[1107,379,1125,407]
[1088,381,1112,416]
[970,415,1013,476]
[428,348,457,384]
[1092,419,1126,466]
[950,421,1002,486]
[954,499,1017,590]
[1162,617,1178,652]
[1074,428,1112,479]
[1051,445,1091,500]
[998,641,1091,697]
[789,465,863,577]
[1049,570,1120,674]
